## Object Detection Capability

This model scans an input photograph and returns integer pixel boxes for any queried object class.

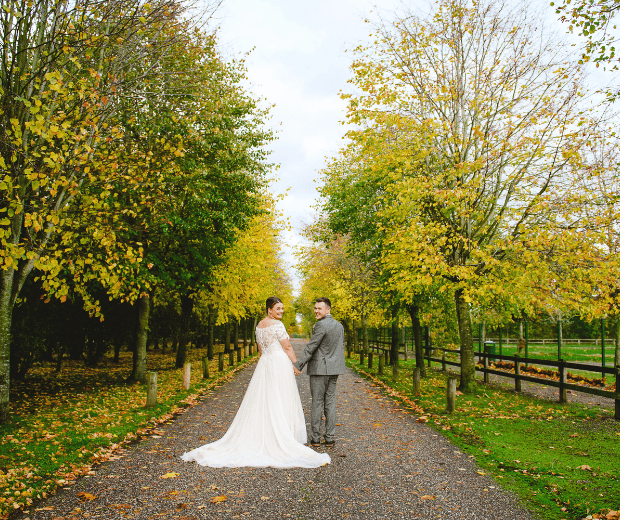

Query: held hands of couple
[293,367,301,376]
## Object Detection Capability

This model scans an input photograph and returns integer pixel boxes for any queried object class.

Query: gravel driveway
[16,339,534,520]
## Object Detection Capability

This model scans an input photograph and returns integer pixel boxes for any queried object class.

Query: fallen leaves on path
[210,495,227,503]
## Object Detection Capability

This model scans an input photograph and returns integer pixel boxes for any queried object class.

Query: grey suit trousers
[309,374,339,443]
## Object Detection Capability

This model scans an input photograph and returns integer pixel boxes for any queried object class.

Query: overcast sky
[216,0,407,291]
[216,0,616,294]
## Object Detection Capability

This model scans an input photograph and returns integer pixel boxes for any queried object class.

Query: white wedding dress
[180,321,331,468]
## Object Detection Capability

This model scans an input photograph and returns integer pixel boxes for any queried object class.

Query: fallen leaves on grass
[0,347,258,519]
[582,509,619,520]
[492,361,608,388]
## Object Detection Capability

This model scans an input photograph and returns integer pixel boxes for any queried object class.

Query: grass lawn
[0,345,256,520]
[347,356,620,520]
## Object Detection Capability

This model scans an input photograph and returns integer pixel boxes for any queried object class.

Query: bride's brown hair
[266,296,283,314]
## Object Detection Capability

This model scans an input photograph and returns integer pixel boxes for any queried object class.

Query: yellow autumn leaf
[160,472,180,479]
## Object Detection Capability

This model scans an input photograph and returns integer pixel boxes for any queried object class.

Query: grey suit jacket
[296,315,346,375]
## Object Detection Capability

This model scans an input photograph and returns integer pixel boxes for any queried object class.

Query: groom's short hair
[315,297,331,309]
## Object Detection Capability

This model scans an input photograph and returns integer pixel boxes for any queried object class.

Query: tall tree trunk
[243,318,248,349]
[252,317,257,346]
[390,306,399,367]
[175,295,194,369]
[352,320,359,352]
[343,321,351,355]
[361,313,369,354]
[233,319,239,351]
[0,267,15,423]
[55,344,63,373]
[407,304,426,377]
[113,339,122,362]
[455,288,475,393]
[0,208,27,423]
[129,292,150,382]
[224,321,231,353]
[207,305,214,360]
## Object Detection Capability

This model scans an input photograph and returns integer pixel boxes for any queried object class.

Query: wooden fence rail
[354,340,620,420]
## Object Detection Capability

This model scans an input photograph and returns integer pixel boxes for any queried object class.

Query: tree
[333,0,607,391]
[0,0,204,421]
[554,0,620,94]
[205,196,294,330]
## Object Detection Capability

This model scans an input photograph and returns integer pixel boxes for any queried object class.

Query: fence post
[182,362,191,390]
[425,325,431,368]
[368,352,374,370]
[237,347,242,363]
[229,350,235,367]
[559,359,567,403]
[483,352,489,384]
[442,351,446,372]
[202,356,210,379]
[447,377,457,413]
[515,355,521,392]
[218,352,224,372]
[146,371,157,407]
[378,354,384,375]
[412,368,421,395]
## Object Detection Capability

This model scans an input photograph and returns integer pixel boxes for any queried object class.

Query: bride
[180,297,331,468]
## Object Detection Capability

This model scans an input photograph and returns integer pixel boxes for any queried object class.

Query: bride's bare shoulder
[256,318,275,330]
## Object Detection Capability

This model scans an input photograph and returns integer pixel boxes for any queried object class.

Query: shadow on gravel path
[17,339,533,520]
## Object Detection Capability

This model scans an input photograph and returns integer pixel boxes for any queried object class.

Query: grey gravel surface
[17,340,534,520]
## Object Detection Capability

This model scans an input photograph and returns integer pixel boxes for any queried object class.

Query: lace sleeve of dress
[276,321,290,341]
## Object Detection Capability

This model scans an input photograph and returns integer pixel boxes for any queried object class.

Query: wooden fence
[354,331,620,421]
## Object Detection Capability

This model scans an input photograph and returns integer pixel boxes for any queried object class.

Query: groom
[295,297,345,448]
